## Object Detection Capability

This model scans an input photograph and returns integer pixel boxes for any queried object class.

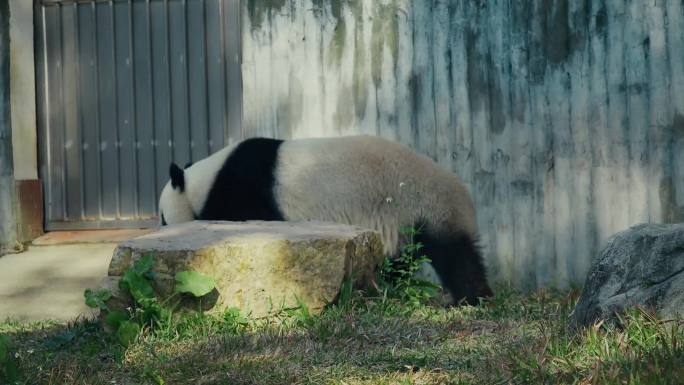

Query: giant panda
[158,135,492,305]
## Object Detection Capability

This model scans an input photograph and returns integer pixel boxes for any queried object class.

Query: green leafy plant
[84,288,112,309]
[115,321,141,347]
[284,296,316,328]
[221,307,250,334]
[378,226,440,307]
[84,254,217,346]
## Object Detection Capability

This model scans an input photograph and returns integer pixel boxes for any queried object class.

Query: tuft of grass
[377,226,441,309]
[1,287,682,384]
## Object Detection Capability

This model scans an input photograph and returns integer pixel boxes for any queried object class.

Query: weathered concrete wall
[0,0,18,254]
[9,0,37,181]
[241,0,684,289]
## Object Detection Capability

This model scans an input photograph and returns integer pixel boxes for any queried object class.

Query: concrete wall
[7,0,41,243]
[241,0,684,289]
[9,0,37,181]
[0,0,18,254]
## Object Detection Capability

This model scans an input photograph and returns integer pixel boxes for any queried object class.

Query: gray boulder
[103,220,383,318]
[571,223,684,327]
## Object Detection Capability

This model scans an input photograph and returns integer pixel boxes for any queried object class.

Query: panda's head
[158,163,194,226]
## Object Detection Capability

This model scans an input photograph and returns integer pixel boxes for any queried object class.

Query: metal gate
[35,0,242,230]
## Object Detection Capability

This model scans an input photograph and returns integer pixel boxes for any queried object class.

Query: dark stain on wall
[541,0,571,64]
[445,44,455,100]
[315,0,365,68]
[660,177,684,223]
[464,26,506,135]
[246,0,289,30]
[327,16,347,66]
[488,78,506,135]
[475,170,496,204]
[594,5,607,35]
[527,0,587,84]
[619,83,647,94]
[642,37,651,62]
[311,0,356,22]
[673,113,684,138]
[318,0,346,66]
[370,1,399,87]
[352,12,368,121]
[408,71,421,143]
[313,0,401,124]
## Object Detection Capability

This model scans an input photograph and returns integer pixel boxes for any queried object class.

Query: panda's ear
[169,163,186,192]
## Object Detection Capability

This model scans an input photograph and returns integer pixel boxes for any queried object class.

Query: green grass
[1,287,683,385]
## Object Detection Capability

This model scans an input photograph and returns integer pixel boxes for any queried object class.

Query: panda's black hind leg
[417,229,493,306]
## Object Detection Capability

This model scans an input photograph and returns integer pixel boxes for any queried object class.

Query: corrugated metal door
[35,0,242,230]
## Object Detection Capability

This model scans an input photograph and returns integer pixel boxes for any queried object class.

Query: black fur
[198,138,285,221]
[417,225,492,305]
[170,163,185,192]
[161,213,167,226]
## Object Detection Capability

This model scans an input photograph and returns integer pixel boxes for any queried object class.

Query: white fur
[274,136,477,255]
[158,184,193,224]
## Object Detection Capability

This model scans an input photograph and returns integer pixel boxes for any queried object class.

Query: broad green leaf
[137,297,165,323]
[97,287,112,301]
[175,270,216,297]
[132,254,154,275]
[105,311,129,329]
[84,288,111,309]
[84,289,98,308]
[119,270,155,302]
[116,321,140,347]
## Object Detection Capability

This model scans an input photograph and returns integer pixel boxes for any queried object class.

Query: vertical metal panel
[206,0,226,152]
[168,0,190,167]
[131,0,155,217]
[44,5,65,223]
[96,3,119,219]
[61,4,82,221]
[242,0,684,289]
[187,0,209,161]
[224,0,242,143]
[150,0,173,194]
[36,0,242,230]
[114,0,137,219]
[78,3,101,219]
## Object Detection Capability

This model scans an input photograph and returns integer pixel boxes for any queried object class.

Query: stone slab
[106,221,384,317]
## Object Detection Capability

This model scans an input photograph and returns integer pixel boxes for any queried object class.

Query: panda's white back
[274,135,477,255]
